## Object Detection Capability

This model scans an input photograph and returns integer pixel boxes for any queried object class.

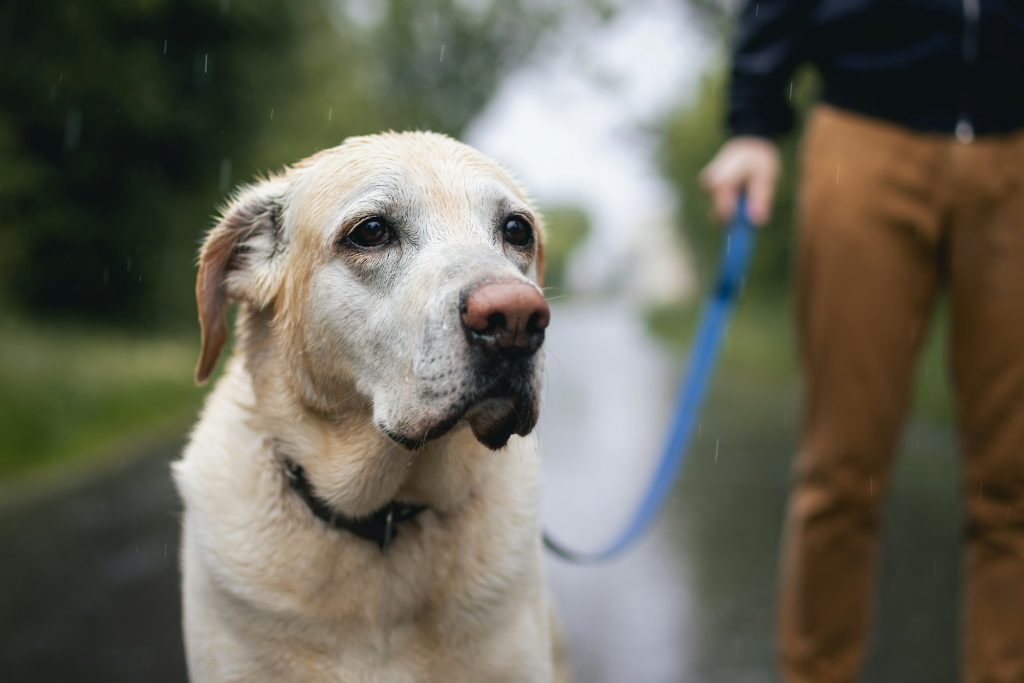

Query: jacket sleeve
[728,0,814,138]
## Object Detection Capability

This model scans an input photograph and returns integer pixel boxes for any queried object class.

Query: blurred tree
[683,0,733,35]
[539,205,591,294]
[0,0,326,324]
[0,0,613,327]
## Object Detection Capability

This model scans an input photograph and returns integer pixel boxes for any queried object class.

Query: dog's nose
[461,281,550,354]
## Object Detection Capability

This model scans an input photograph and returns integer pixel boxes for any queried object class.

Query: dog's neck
[234,305,499,519]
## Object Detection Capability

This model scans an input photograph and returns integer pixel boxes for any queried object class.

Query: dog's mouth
[464,393,537,449]
[381,356,540,451]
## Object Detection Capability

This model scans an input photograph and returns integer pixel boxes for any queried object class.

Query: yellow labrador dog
[173,132,568,682]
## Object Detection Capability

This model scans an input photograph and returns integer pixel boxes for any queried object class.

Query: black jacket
[728,0,1024,139]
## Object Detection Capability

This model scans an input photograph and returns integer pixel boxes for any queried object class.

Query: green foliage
[368,0,557,135]
[540,205,591,294]
[658,67,819,297]
[1,0,325,324]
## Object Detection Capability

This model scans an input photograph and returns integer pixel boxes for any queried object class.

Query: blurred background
[0,0,960,681]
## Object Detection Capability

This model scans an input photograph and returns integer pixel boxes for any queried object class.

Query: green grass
[0,320,202,478]
[647,293,954,425]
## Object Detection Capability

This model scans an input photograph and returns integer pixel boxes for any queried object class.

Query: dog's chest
[295,598,549,683]
[271,534,547,680]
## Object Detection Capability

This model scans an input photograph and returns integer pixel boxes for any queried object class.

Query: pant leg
[947,131,1024,683]
[779,107,944,683]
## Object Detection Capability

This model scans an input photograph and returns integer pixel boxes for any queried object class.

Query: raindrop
[204,52,209,74]
[163,39,168,55]
[328,108,333,121]
[439,44,446,62]
[715,437,720,463]
[788,80,794,101]
[270,108,275,120]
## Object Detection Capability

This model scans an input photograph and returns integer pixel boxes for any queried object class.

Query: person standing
[700,2,1024,681]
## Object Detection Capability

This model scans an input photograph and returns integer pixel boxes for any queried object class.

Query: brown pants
[779,105,1024,683]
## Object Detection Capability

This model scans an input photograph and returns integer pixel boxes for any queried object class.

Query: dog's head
[195,132,548,450]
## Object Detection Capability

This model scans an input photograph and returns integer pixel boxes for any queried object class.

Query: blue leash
[543,197,758,564]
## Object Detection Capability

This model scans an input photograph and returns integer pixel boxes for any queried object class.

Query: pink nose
[460,281,550,354]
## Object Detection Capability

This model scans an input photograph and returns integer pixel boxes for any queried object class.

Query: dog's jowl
[173,132,569,683]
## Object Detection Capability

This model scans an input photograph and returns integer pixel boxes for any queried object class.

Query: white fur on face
[283,133,545,449]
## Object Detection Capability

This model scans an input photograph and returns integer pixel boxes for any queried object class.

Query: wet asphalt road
[0,302,963,682]
[0,443,187,682]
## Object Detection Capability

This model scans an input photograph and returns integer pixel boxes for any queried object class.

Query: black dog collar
[281,457,428,552]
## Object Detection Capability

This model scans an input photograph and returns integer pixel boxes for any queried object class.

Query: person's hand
[699,136,780,226]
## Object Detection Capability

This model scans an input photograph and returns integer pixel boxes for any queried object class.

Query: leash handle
[543,196,756,564]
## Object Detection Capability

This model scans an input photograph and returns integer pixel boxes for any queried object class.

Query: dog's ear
[195,178,288,385]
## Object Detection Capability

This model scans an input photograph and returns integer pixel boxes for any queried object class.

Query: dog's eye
[346,217,393,248]
[502,216,533,248]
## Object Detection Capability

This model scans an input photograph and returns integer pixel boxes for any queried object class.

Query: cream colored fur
[173,133,568,682]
